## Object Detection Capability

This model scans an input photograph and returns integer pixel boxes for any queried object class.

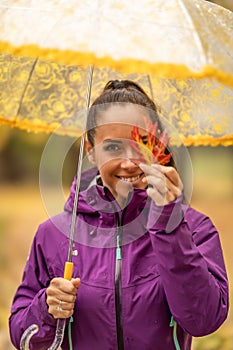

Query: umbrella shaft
[67,65,94,262]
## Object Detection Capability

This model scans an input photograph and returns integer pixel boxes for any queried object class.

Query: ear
[85,140,96,164]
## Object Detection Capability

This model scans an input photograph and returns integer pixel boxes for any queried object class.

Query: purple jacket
[9,175,229,350]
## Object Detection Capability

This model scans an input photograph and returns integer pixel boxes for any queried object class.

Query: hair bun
[103,80,146,94]
[103,80,128,91]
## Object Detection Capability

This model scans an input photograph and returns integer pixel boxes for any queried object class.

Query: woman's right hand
[46,277,81,319]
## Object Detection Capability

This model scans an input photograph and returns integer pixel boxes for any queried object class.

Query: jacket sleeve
[148,196,229,337]
[9,224,61,350]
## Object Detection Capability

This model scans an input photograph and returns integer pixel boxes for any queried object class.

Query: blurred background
[1,1,233,349]
[1,126,232,350]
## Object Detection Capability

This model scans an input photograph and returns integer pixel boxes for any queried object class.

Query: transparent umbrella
[0,0,232,145]
[0,0,232,349]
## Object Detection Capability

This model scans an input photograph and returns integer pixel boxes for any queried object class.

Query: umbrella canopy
[0,0,233,145]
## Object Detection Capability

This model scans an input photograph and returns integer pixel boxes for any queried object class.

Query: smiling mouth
[117,173,143,183]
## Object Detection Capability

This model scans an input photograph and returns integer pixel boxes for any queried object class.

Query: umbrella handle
[48,261,74,350]
[62,261,74,280]
[47,318,66,350]
[19,261,74,350]
[20,324,39,350]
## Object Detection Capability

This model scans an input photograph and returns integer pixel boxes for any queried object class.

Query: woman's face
[86,104,150,198]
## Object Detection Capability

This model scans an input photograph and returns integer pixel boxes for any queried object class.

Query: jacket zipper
[115,214,124,350]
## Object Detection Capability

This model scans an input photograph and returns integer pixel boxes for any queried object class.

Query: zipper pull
[169,316,175,327]
[116,235,122,260]
[116,246,122,260]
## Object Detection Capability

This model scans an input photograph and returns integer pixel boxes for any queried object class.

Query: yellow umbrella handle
[47,261,74,350]
[63,261,74,280]
[20,262,74,350]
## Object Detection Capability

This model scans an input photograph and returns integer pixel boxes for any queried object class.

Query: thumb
[71,277,81,288]
[116,179,133,198]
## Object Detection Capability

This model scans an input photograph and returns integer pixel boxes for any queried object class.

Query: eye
[103,143,122,152]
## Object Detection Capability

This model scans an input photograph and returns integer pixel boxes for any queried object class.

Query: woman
[9,80,228,349]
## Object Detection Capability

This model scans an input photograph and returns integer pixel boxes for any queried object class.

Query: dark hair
[86,80,162,147]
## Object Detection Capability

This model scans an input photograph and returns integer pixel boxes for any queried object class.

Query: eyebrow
[103,136,148,144]
[103,139,123,144]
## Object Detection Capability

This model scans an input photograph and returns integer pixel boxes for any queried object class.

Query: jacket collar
[64,171,150,220]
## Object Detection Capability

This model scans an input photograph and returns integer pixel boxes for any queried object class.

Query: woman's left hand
[139,163,183,206]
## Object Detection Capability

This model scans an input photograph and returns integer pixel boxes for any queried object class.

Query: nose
[120,145,140,168]
[125,146,139,159]
[120,157,138,169]
[119,143,141,169]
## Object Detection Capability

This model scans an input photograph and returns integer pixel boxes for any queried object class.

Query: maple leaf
[131,118,172,165]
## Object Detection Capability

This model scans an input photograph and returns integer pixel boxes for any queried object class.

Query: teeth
[120,174,141,182]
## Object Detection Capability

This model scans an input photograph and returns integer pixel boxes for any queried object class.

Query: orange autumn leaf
[131,119,172,165]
